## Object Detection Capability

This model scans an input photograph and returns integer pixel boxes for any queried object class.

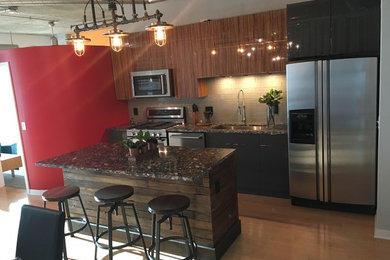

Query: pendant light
[66,31,91,57]
[145,10,173,47]
[48,21,58,46]
[68,0,173,56]
[103,26,129,52]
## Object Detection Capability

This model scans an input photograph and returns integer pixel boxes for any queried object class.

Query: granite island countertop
[36,143,235,184]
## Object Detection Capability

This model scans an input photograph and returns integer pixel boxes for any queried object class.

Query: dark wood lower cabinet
[258,134,289,198]
[206,132,289,198]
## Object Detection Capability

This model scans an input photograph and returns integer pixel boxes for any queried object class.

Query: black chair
[148,194,197,260]
[15,205,65,260]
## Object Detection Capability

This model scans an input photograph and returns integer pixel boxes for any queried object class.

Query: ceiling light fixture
[145,11,173,47]
[67,0,173,56]
[48,21,58,46]
[67,32,91,57]
[237,46,245,54]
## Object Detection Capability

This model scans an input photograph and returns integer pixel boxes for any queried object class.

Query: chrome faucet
[237,89,247,125]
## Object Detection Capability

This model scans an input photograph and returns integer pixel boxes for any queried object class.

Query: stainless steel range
[127,107,186,146]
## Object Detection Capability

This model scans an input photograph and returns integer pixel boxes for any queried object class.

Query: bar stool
[94,185,147,260]
[42,185,95,260]
[148,194,197,260]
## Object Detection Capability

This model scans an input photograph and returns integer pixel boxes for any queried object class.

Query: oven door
[168,132,205,148]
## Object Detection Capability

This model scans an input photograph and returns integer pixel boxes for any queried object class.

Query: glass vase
[267,105,276,128]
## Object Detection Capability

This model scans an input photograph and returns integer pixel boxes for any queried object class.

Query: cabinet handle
[259,144,270,147]
[232,143,239,147]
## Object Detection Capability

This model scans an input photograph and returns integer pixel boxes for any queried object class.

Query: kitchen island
[37,143,240,259]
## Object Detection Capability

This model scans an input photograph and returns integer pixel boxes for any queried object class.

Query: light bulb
[154,27,167,47]
[267,44,274,51]
[237,47,245,54]
[110,35,123,52]
[211,49,217,55]
[145,18,173,47]
[73,39,86,57]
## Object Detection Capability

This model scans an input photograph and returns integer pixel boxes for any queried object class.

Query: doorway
[0,62,28,190]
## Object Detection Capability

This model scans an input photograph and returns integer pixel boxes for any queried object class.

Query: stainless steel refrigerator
[287,57,377,213]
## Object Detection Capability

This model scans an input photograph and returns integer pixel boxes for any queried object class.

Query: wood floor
[1,186,390,260]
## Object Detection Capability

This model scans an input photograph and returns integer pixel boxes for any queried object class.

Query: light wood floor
[1,186,390,260]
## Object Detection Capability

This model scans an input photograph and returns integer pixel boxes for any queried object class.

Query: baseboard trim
[374,228,390,240]
[27,189,45,195]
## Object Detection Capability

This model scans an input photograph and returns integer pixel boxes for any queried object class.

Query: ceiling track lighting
[48,21,58,46]
[66,0,173,56]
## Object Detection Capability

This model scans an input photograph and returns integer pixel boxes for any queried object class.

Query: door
[168,132,205,148]
[329,57,377,205]
[287,62,318,200]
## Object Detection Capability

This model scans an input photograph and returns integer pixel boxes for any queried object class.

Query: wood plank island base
[37,143,241,260]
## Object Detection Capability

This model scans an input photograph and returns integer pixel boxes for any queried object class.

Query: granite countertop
[167,123,287,135]
[108,123,287,135]
[36,143,235,184]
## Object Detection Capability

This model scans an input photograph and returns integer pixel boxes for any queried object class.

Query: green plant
[258,89,283,106]
[143,131,151,142]
[122,139,140,149]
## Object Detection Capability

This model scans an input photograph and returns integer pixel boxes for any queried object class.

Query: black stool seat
[42,185,80,202]
[94,185,134,203]
[148,194,190,215]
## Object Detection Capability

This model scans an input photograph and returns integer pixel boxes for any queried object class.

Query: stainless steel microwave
[131,69,173,98]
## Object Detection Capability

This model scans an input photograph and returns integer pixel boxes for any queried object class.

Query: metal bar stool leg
[131,203,148,257]
[58,201,68,260]
[64,199,74,237]
[94,204,102,260]
[156,218,163,260]
[180,215,191,256]
[120,204,132,243]
[108,206,114,260]
[150,213,156,258]
[183,215,196,259]
[77,195,95,243]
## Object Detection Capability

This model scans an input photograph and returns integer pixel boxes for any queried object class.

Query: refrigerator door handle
[322,60,330,203]
[317,60,324,202]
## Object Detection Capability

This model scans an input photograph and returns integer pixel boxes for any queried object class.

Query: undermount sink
[212,124,267,131]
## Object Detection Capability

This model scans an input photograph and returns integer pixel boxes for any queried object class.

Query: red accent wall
[0,45,129,190]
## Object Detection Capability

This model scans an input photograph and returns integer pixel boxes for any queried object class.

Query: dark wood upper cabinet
[287,0,331,60]
[331,0,380,58]
[287,0,380,61]
[111,9,287,100]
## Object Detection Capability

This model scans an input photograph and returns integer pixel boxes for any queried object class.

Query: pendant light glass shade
[103,28,129,52]
[66,34,91,57]
[146,21,173,47]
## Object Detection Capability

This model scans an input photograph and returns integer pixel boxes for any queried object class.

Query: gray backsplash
[128,73,287,125]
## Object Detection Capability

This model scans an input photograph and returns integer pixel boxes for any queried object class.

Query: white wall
[375,0,390,240]
[0,33,51,48]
